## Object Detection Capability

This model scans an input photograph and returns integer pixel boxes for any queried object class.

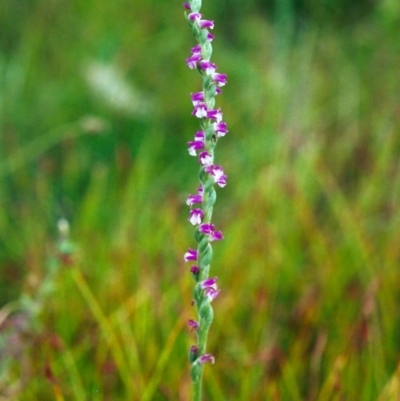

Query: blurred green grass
[1,0,400,400]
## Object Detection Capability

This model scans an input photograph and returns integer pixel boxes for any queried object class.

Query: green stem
[193,369,204,401]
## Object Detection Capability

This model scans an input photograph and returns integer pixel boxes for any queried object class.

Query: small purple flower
[210,230,223,241]
[191,91,205,105]
[188,140,204,156]
[187,194,202,206]
[213,121,228,137]
[188,130,205,155]
[212,72,227,87]
[199,223,223,241]
[198,151,213,166]
[190,265,200,274]
[199,223,215,235]
[200,277,221,302]
[189,345,199,361]
[188,13,215,30]
[184,248,198,262]
[199,60,217,75]
[207,32,215,42]
[204,287,221,302]
[186,186,203,206]
[191,44,202,55]
[200,276,218,290]
[192,102,208,118]
[188,131,205,155]
[188,319,200,331]
[206,108,223,122]
[188,12,202,21]
[186,45,202,69]
[186,54,202,69]
[198,353,215,364]
[183,2,191,10]
[189,208,204,225]
[194,131,205,141]
[198,19,214,29]
[205,164,227,187]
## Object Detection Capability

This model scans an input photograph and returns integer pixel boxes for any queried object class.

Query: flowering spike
[183,1,228,398]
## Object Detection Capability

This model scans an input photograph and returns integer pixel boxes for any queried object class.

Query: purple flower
[192,102,208,118]
[188,13,215,30]
[198,19,214,29]
[207,32,215,42]
[210,230,223,241]
[212,72,227,87]
[204,287,221,302]
[183,2,191,10]
[213,121,228,137]
[189,345,199,360]
[186,45,202,69]
[199,223,223,241]
[184,248,198,262]
[199,223,215,235]
[194,131,205,141]
[188,319,200,331]
[199,60,217,75]
[200,276,218,290]
[191,91,205,105]
[186,186,203,206]
[190,265,200,274]
[200,277,221,301]
[206,108,223,122]
[187,194,202,206]
[188,130,205,155]
[198,353,215,364]
[205,164,227,187]
[188,12,202,21]
[191,44,202,55]
[188,140,204,156]
[198,151,213,166]
[186,54,202,69]
[189,208,204,225]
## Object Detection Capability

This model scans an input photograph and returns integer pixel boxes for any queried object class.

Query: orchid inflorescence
[183,0,228,399]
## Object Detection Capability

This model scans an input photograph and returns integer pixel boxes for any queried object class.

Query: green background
[1,0,400,399]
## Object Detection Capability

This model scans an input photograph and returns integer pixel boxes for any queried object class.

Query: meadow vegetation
[1,1,400,400]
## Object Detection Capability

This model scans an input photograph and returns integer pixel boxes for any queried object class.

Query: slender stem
[193,370,203,401]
